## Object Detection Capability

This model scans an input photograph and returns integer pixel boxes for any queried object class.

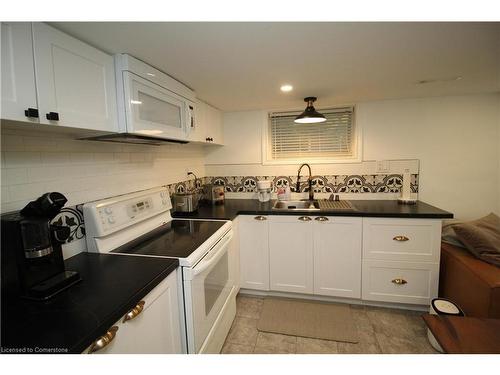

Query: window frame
[262,105,362,165]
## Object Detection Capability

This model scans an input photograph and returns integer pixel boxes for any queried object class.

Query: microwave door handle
[191,232,233,277]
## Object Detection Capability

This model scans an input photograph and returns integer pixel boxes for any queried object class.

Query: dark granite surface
[1,253,178,354]
[173,199,453,220]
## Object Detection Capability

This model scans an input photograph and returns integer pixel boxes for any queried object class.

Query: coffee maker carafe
[1,192,81,300]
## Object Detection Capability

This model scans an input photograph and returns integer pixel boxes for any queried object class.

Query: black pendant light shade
[294,97,326,124]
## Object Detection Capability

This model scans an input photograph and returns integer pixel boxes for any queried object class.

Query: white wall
[0,128,206,212]
[359,94,499,220]
[205,93,500,220]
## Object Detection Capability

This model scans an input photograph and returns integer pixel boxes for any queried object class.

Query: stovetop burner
[111,219,226,259]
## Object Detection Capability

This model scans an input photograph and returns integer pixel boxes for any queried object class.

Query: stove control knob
[104,207,113,215]
[108,216,116,224]
[160,191,166,197]
[162,198,168,205]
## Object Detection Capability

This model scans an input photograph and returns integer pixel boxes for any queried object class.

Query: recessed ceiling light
[280,84,293,92]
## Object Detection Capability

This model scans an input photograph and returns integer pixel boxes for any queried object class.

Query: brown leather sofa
[440,242,500,318]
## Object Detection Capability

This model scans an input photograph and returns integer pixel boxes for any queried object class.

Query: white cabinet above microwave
[114,54,196,143]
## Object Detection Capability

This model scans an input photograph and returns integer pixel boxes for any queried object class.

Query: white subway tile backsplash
[41,152,71,165]
[1,135,25,151]
[93,153,115,163]
[1,130,207,212]
[69,152,94,164]
[9,183,47,202]
[23,136,58,152]
[114,152,130,163]
[1,168,28,186]
[130,153,146,162]
[1,186,10,203]
[3,152,41,168]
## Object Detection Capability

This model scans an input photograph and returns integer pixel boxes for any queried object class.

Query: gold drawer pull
[123,301,145,323]
[88,326,118,353]
[298,216,312,222]
[254,215,267,221]
[393,235,409,242]
[391,278,408,285]
[314,216,329,222]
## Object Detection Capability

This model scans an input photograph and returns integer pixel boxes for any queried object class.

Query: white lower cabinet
[269,215,314,294]
[313,216,362,298]
[238,214,441,307]
[85,269,183,354]
[239,215,270,291]
[361,218,441,305]
[362,259,439,305]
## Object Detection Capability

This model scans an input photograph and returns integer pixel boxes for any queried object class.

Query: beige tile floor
[221,294,438,354]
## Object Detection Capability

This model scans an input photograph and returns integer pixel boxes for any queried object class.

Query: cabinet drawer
[362,260,438,305]
[362,218,441,262]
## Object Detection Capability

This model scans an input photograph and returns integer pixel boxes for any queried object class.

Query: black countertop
[1,253,178,354]
[173,199,453,221]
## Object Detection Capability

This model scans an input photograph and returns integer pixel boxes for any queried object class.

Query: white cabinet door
[32,23,118,132]
[313,216,362,298]
[269,215,314,294]
[86,270,183,354]
[205,103,223,145]
[1,22,38,122]
[187,99,208,142]
[239,215,269,291]
[192,100,223,145]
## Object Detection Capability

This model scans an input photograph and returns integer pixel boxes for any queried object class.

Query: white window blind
[269,107,355,160]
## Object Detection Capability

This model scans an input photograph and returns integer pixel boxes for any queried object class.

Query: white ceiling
[52,22,500,111]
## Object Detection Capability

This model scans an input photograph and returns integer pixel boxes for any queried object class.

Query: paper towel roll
[401,168,411,199]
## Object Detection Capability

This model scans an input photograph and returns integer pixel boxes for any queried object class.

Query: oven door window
[183,232,235,353]
[204,252,228,316]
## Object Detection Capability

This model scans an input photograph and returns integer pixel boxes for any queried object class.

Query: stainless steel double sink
[272,199,355,212]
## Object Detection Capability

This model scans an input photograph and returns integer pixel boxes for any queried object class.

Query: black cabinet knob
[24,108,39,118]
[46,112,60,121]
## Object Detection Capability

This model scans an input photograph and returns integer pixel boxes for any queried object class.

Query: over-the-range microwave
[89,54,196,145]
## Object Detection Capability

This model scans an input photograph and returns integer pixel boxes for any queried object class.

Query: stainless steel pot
[172,192,201,213]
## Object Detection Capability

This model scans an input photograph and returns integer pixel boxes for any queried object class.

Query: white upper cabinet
[313,216,362,298]
[269,215,314,294]
[188,99,223,145]
[187,99,208,142]
[32,23,118,132]
[1,23,39,122]
[205,103,223,145]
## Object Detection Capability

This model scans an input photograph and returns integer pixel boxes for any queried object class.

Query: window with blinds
[268,107,355,160]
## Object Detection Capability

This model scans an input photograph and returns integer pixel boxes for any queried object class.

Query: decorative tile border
[51,204,85,244]
[208,174,419,194]
[52,173,419,249]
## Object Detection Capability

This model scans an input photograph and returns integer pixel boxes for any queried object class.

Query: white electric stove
[83,187,238,354]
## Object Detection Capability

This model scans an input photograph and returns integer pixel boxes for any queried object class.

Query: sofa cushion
[453,213,500,267]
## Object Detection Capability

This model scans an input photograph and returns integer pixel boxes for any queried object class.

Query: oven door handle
[189,231,233,279]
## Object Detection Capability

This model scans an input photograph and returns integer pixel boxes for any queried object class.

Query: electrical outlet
[376,160,390,173]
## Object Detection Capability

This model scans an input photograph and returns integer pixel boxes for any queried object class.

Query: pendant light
[294,97,326,124]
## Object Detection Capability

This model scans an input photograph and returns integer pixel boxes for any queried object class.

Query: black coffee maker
[1,192,81,300]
